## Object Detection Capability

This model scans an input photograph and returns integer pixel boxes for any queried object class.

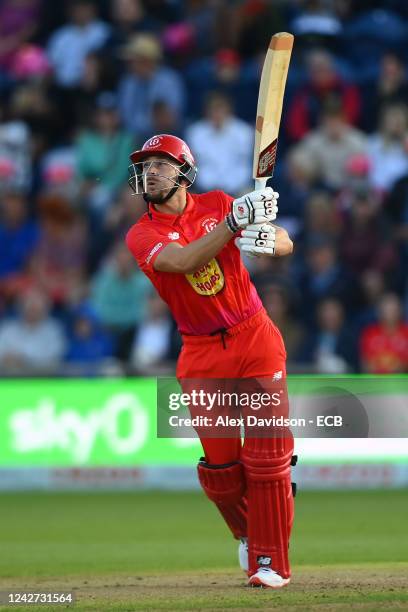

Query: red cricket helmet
[129,134,197,185]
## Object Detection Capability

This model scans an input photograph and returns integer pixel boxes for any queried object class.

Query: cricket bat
[253,32,294,191]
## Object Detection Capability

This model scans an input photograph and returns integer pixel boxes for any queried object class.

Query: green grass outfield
[0,490,407,610]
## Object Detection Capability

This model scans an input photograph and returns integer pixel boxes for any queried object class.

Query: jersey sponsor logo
[272,370,283,381]
[145,242,163,264]
[185,258,224,296]
[201,218,218,234]
[168,231,180,240]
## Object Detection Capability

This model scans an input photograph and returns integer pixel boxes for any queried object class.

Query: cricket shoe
[248,567,290,589]
[238,538,248,573]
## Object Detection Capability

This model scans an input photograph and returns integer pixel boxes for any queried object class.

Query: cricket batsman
[126,134,296,588]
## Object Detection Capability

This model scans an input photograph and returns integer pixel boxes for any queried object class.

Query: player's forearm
[154,221,233,273]
[180,222,233,273]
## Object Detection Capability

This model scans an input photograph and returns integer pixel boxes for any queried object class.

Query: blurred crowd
[0,0,407,375]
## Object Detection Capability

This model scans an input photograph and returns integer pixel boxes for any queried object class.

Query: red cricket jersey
[126,190,263,335]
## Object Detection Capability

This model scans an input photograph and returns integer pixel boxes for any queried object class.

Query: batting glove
[225,188,279,233]
[235,223,276,257]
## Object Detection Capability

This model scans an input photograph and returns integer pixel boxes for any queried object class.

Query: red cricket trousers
[176,307,295,579]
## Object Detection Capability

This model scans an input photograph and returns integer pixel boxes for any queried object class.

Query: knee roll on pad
[241,436,295,481]
[197,459,246,505]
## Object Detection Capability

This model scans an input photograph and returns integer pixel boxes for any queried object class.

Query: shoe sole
[248,576,291,589]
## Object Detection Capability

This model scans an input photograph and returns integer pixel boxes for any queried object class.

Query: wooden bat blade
[253,32,294,185]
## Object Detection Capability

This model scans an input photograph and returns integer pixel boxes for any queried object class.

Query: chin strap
[143,183,180,205]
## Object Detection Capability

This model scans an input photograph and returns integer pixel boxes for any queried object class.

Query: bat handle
[254,178,268,191]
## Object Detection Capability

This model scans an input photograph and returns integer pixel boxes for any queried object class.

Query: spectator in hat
[335,153,372,214]
[47,0,110,87]
[76,91,135,214]
[117,33,185,134]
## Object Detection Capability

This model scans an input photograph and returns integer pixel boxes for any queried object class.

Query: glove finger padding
[241,224,276,240]
[227,189,279,232]
[240,239,275,255]
[252,201,278,217]
[236,223,276,256]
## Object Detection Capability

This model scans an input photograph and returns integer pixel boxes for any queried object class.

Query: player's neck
[152,189,187,215]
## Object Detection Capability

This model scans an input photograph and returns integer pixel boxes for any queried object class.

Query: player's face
[142,155,180,203]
